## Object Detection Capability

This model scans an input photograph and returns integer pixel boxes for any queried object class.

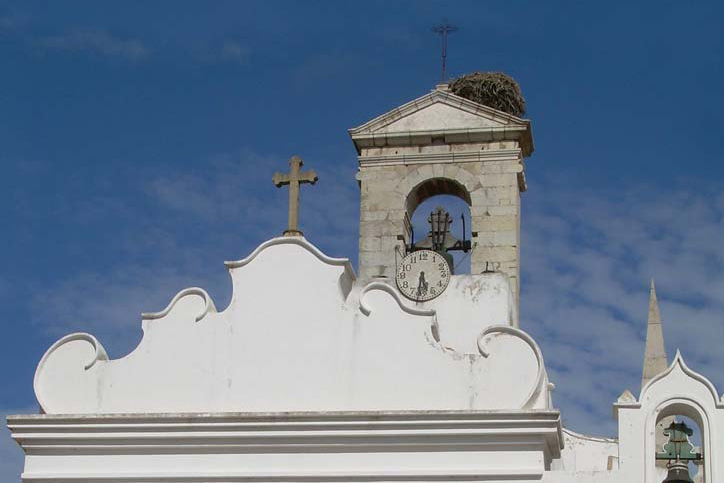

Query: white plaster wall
[423,273,513,354]
[615,354,724,483]
[33,237,550,415]
[553,429,618,472]
[9,411,563,483]
[20,240,724,483]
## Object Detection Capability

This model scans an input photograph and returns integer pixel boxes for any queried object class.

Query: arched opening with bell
[404,178,473,275]
[654,406,707,483]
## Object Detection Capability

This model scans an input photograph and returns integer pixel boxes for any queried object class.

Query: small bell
[662,461,694,483]
[657,421,701,483]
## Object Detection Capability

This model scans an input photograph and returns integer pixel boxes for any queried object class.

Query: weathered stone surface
[359,236,381,252]
[360,220,402,236]
[351,88,533,326]
[642,280,668,389]
[494,230,518,246]
[473,246,518,261]
[360,210,390,222]
[480,173,518,187]
[472,215,518,231]
[442,164,461,179]
[486,205,519,216]
[272,156,318,236]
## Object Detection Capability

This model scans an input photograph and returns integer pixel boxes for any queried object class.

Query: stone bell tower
[349,84,533,313]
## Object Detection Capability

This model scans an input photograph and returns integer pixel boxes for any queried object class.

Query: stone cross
[272,155,318,236]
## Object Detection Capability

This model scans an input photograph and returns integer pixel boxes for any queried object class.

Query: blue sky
[2,1,724,478]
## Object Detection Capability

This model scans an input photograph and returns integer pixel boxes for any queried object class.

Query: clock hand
[417,271,427,297]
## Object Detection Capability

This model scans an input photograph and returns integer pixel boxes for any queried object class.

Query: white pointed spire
[642,279,668,390]
[641,280,673,470]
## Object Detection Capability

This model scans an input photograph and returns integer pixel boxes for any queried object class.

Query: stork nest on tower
[449,72,526,117]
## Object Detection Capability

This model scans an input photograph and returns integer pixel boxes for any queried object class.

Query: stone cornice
[357,150,527,191]
[9,410,562,482]
[357,149,523,167]
[348,90,534,157]
[349,90,529,135]
[9,410,564,456]
[352,126,533,157]
[11,471,549,483]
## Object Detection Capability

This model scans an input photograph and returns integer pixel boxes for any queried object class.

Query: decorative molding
[141,287,215,323]
[358,149,523,167]
[562,427,618,444]
[33,333,109,413]
[477,326,546,410]
[642,396,715,483]
[352,127,531,156]
[225,236,356,280]
[17,471,547,483]
[639,350,723,408]
[36,237,535,415]
[617,389,636,403]
[348,90,533,156]
[349,90,529,136]
[9,410,562,482]
[358,281,436,317]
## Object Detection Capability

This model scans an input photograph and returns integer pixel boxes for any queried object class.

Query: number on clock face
[395,249,451,301]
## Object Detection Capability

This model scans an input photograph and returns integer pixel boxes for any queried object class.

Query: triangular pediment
[350,89,529,136]
[349,88,533,156]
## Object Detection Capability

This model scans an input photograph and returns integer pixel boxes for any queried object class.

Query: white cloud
[522,175,724,436]
[31,148,359,360]
[192,39,251,65]
[36,30,149,61]
[220,40,250,63]
[146,148,286,232]
[30,263,225,358]
[3,16,249,65]
[146,148,359,257]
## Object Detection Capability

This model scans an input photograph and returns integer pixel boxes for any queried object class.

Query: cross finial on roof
[431,20,458,82]
[272,156,318,237]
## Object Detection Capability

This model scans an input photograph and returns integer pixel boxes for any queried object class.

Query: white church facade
[8,83,723,483]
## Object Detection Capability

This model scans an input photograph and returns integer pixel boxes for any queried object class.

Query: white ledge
[358,149,524,165]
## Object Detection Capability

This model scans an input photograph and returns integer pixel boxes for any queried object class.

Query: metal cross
[272,155,318,236]
[431,20,458,82]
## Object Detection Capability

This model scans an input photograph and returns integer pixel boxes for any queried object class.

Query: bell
[662,461,694,483]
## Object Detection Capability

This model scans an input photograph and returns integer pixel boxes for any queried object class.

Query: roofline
[348,89,534,157]
[349,125,533,157]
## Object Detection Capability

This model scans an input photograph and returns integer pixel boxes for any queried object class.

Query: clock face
[395,249,451,301]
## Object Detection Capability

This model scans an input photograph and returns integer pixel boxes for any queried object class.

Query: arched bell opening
[404,178,473,274]
[651,402,708,483]
[405,177,472,216]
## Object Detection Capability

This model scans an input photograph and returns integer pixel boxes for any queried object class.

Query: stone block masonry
[349,86,534,325]
[356,152,523,315]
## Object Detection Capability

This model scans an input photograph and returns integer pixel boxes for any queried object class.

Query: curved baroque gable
[34,237,551,414]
